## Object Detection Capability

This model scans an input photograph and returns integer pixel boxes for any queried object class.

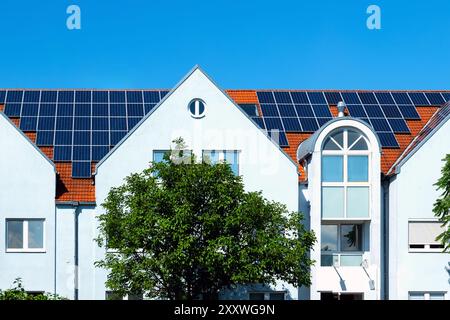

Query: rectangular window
[322,156,343,182]
[347,187,369,218]
[248,292,285,300]
[321,224,363,266]
[203,150,239,176]
[322,187,344,218]
[340,224,362,251]
[6,219,45,251]
[153,150,170,163]
[409,292,446,300]
[321,225,338,251]
[347,156,368,182]
[408,221,445,251]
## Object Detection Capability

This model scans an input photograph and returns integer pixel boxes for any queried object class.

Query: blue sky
[0,0,449,89]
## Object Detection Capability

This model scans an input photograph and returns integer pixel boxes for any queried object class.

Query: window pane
[348,156,368,182]
[322,156,343,182]
[331,131,344,148]
[203,151,219,164]
[322,187,344,218]
[347,187,369,218]
[320,254,336,266]
[350,137,368,150]
[321,225,338,251]
[340,254,363,266]
[323,137,341,150]
[408,292,425,300]
[7,220,23,249]
[153,150,169,163]
[409,222,444,245]
[269,293,285,300]
[28,220,44,249]
[340,224,362,251]
[224,151,239,175]
[429,292,445,300]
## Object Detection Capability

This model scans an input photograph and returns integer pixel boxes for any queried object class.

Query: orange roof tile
[55,163,96,203]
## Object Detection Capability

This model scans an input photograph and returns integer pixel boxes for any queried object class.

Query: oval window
[188,99,206,118]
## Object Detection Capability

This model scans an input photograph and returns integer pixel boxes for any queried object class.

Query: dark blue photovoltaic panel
[23,91,40,102]
[299,118,319,132]
[391,92,412,105]
[257,91,275,104]
[110,104,126,116]
[273,92,292,104]
[251,117,265,129]
[341,92,361,104]
[54,146,72,161]
[74,131,90,145]
[127,103,144,117]
[260,104,279,117]
[160,91,169,99]
[290,92,309,104]
[294,104,314,117]
[73,146,90,161]
[408,92,429,105]
[36,131,54,146]
[75,91,91,103]
[145,103,157,114]
[324,92,342,105]
[40,104,56,116]
[358,92,378,104]
[363,105,384,118]
[143,91,160,103]
[424,92,445,105]
[377,132,399,148]
[126,91,143,103]
[92,117,108,130]
[21,103,39,116]
[6,90,23,103]
[20,117,37,131]
[360,118,371,125]
[57,103,74,116]
[72,161,91,178]
[110,118,127,130]
[56,117,73,130]
[375,92,395,104]
[41,91,57,103]
[307,92,326,104]
[92,131,109,145]
[277,104,297,117]
[0,91,6,103]
[239,104,259,117]
[38,117,55,130]
[388,118,410,133]
[281,117,302,131]
[74,117,91,130]
[346,105,367,117]
[370,118,391,132]
[110,91,126,103]
[110,131,127,145]
[442,92,450,102]
[264,117,284,131]
[92,104,108,116]
[398,105,420,119]
[380,105,402,118]
[128,117,141,129]
[58,91,74,103]
[75,104,91,117]
[92,146,110,161]
[317,117,331,127]
[4,103,21,117]
[312,104,332,117]
[268,130,288,147]
[92,91,108,103]
[55,131,73,145]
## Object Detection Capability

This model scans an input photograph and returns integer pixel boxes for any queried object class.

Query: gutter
[381,176,390,300]
[73,202,80,300]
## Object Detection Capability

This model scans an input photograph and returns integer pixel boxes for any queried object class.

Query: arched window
[321,128,370,219]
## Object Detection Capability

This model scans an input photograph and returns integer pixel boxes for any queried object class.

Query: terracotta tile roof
[55,163,96,202]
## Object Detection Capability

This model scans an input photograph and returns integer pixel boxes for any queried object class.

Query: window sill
[6,249,46,253]
[408,249,445,253]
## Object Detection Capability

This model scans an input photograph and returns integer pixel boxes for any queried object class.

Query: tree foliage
[0,278,65,300]
[95,139,316,300]
[433,154,450,252]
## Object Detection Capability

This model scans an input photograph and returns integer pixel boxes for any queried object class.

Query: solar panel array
[255,91,449,148]
[0,90,168,177]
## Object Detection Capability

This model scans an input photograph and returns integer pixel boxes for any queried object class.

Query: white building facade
[0,67,448,300]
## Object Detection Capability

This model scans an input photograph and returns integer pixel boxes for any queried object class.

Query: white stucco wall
[0,114,56,293]
[388,119,450,300]
[93,68,299,299]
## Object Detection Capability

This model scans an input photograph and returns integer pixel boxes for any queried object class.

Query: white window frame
[202,150,240,175]
[6,219,46,253]
[321,128,371,221]
[321,223,365,266]
[408,291,447,300]
[408,219,445,253]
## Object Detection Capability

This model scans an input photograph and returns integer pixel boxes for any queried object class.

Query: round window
[188,99,206,118]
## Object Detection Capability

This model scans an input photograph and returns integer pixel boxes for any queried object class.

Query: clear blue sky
[0,0,449,90]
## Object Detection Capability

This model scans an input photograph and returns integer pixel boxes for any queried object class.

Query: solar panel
[346,104,367,117]
[36,131,54,146]
[312,105,332,117]
[93,91,108,103]
[377,132,399,148]
[6,90,23,103]
[20,117,37,131]
[0,91,6,103]
[324,92,342,105]
[21,103,39,116]
[408,92,429,105]
[264,117,284,131]
[143,91,160,103]
[76,91,91,103]
[75,104,91,117]
[110,91,126,103]
[257,91,275,103]
[281,117,302,131]
[267,130,288,147]
[74,117,91,130]
[341,92,361,104]
[40,104,57,116]
[127,117,141,129]
[290,92,309,104]
[92,104,108,117]
[92,146,110,161]
[299,117,319,132]
[110,104,126,116]
[397,105,420,119]
[92,117,109,130]
[380,104,402,118]
[127,91,143,103]
[363,105,384,118]
[127,103,144,117]
[54,146,72,161]
[74,131,90,145]
[277,104,297,117]
[388,118,410,133]
[55,131,73,145]
[425,92,445,105]
[260,104,279,117]
[58,91,74,103]
[145,103,157,114]
[24,91,40,102]
[374,92,395,104]
[4,103,21,117]
[110,131,127,145]
[251,117,265,129]
[110,118,127,130]
[41,91,57,103]
[38,117,55,130]
[442,92,450,102]
[160,90,169,99]
[58,103,74,116]
[358,92,378,104]
[239,104,259,117]
[72,161,91,178]
[92,131,109,145]
[273,92,292,104]
[307,92,326,104]
[294,104,314,117]
[56,117,73,130]
[317,117,331,127]
[370,118,391,132]
[73,146,90,161]
[391,92,412,105]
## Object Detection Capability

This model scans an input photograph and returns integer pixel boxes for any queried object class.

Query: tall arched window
[321,128,370,219]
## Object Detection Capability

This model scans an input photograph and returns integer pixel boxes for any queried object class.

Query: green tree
[433,154,450,252]
[95,139,316,300]
[0,278,65,300]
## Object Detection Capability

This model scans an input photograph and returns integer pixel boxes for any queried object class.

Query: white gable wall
[0,114,56,293]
